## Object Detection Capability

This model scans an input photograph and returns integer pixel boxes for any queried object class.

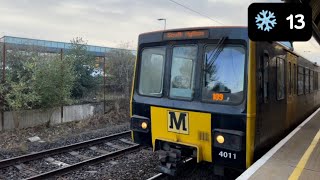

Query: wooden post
[103,56,106,114]
[1,43,6,130]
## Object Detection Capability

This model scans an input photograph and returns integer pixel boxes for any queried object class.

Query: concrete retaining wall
[3,108,61,130]
[0,102,104,131]
[63,103,103,122]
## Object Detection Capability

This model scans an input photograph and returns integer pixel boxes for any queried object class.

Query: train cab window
[277,58,285,100]
[298,66,304,95]
[169,45,197,99]
[305,69,310,94]
[202,45,245,103]
[138,47,166,97]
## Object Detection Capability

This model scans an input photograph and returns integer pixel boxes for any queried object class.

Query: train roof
[138,26,249,45]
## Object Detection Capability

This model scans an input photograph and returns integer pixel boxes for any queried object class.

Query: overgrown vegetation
[34,55,75,108]
[0,39,136,113]
[2,49,43,111]
[106,43,135,98]
[65,37,101,101]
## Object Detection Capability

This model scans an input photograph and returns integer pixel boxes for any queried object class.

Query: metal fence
[0,37,136,127]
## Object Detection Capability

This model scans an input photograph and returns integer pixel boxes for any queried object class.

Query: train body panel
[253,41,320,159]
[151,106,212,162]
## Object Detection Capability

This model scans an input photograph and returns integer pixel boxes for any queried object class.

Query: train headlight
[213,129,244,152]
[130,115,150,133]
[141,122,148,129]
[216,135,225,144]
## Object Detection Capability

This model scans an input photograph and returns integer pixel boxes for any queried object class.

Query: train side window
[310,70,314,92]
[305,69,310,94]
[277,57,285,100]
[315,72,319,90]
[298,66,304,95]
[294,64,297,94]
[289,62,292,95]
[316,71,318,91]
[318,72,320,90]
[263,55,269,102]
[316,72,318,90]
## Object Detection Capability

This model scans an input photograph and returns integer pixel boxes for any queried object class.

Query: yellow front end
[151,106,212,162]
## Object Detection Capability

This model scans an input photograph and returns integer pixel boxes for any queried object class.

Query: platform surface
[237,108,320,180]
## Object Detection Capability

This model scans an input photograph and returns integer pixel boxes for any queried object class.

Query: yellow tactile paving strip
[289,130,320,180]
[299,136,320,180]
[249,112,320,180]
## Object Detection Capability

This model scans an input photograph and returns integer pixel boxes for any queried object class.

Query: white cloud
[208,0,249,5]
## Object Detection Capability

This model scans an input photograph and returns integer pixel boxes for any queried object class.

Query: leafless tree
[105,43,136,99]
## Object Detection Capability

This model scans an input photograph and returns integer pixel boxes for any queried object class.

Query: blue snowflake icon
[255,10,277,32]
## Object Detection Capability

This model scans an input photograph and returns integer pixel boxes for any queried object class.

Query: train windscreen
[138,46,166,97]
[137,43,246,104]
[202,45,245,103]
[169,45,197,99]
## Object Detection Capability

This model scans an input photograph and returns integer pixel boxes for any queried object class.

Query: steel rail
[25,144,141,180]
[146,157,194,180]
[0,130,131,169]
[146,173,166,180]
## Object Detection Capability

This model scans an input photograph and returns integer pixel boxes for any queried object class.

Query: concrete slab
[27,136,41,142]
[299,169,320,180]
[249,157,295,180]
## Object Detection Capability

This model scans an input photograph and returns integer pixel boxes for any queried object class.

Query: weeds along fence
[0,37,136,130]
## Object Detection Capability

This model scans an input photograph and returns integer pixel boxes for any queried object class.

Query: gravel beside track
[0,123,129,160]
[0,130,134,179]
[58,148,159,180]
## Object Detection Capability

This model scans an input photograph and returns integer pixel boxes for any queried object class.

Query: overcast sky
[0,0,319,62]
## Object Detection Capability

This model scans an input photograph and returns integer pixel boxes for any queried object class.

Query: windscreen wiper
[205,36,228,71]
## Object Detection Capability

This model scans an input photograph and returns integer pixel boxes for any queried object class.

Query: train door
[256,52,271,146]
[286,52,298,129]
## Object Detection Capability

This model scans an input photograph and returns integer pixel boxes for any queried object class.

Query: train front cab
[130,27,256,176]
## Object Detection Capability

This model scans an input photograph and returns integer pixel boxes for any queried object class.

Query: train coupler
[158,148,182,176]
[156,140,198,176]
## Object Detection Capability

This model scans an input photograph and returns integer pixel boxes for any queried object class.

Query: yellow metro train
[130,27,320,176]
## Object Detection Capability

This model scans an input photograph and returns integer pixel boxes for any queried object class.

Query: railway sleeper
[14,163,38,176]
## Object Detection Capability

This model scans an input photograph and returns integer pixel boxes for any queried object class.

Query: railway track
[0,131,142,179]
[146,158,194,180]
[146,173,166,180]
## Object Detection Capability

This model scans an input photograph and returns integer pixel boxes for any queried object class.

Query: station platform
[237,108,320,180]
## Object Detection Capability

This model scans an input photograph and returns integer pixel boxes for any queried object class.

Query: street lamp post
[157,18,166,30]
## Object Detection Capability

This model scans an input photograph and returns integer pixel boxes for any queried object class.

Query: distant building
[0,36,136,79]
[0,36,136,57]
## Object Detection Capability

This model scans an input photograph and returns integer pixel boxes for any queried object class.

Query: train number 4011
[218,151,236,159]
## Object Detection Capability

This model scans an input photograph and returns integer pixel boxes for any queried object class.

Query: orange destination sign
[163,30,209,40]
[212,93,224,101]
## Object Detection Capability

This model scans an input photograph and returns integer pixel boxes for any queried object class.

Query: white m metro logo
[167,111,189,134]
